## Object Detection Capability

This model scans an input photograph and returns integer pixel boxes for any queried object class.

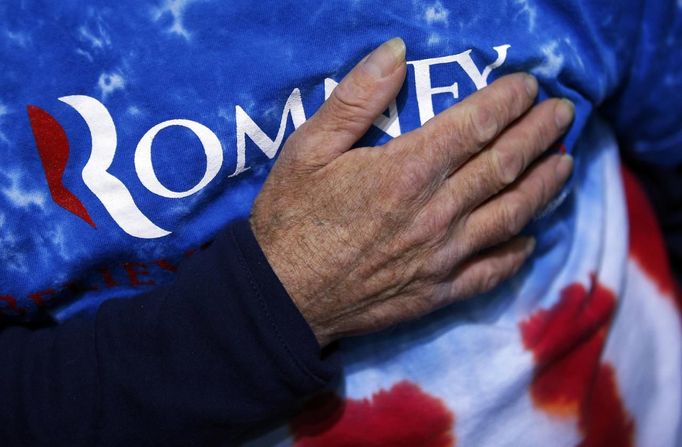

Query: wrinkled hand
[250,38,574,347]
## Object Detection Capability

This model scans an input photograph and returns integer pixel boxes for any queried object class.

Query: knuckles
[531,109,556,148]
[324,79,375,131]
[480,266,504,294]
[499,196,531,239]
[490,145,525,187]
[495,75,533,120]
[469,105,499,145]
[411,205,452,249]
[515,106,557,156]
[436,103,495,153]
[509,77,533,115]
[384,146,439,201]
[250,71,555,341]
[533,171,552,209]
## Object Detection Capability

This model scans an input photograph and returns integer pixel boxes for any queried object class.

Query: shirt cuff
[227,219,340,390]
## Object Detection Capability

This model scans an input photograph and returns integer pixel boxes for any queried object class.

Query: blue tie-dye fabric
[2,1,682,445]
[0,0,679,321]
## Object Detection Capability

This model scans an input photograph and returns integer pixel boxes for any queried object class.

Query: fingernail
[556,153,574,179]
[363,37,406,78]
[524,74,538,98]
[555,99,575,130]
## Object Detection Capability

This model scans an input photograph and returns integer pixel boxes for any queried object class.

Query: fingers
[443,236,536,301]
[387,73,538,181]
[458,152,573,255]
[364,235,535,328]
[289,38,407,168]
[431,98,574,216]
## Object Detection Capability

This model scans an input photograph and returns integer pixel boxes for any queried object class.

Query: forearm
[0,220,337,446]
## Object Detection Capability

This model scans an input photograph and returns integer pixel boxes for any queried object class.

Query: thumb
[289,37,407,167]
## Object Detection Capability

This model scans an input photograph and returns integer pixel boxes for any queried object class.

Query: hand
[250,38,574,347]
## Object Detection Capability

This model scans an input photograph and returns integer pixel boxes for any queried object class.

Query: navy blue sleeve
[0,219,339,446]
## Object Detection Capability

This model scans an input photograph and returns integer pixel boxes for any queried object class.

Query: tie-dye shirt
[1,1,681,445]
